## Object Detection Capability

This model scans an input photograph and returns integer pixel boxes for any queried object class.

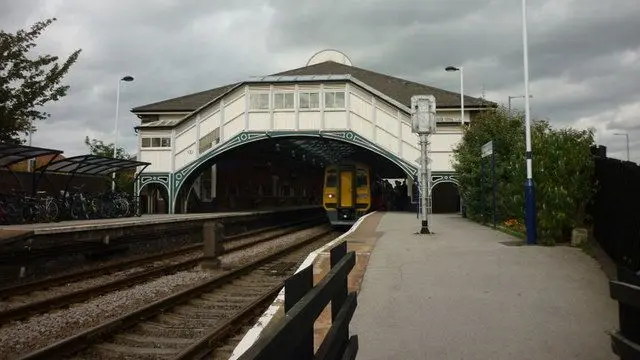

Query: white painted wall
[139,82,470,175]
[175,124,196,154]
[438,109,471,123]
[139,149,171,172]
[431,152,456,172]
[175,144,196,170]
[199,106,221,137]
[347,85,463,173]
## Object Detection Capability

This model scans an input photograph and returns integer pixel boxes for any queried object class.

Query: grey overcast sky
[2,0,639,162]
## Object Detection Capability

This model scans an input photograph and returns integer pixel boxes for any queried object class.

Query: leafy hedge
[453,108,595,245]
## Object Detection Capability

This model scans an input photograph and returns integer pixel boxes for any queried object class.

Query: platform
[0,206,323,286]
[349,212,618,360]
[0,205,321,236]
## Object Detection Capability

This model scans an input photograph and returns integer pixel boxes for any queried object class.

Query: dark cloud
[1,0,639,163]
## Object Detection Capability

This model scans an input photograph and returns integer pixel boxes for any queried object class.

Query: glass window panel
[250,93,269,109]
[250,94,259,108]
[284,93,294,108]
[212,127,220,144]
[141,138,151,147]
[161,138,171,147]
[326,174,337,187]
[151,138,161,147]
[299,93,310,108]
[274,93,294,109]
[309,92,320,108]
[274,93,283,108]
[334,92,345,108]
[325,92,335,108]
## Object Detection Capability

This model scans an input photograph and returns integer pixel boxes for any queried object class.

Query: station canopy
[291,138,406,177]
[35,154,150,176]
[0,143,63,168]
[230,137,407,179]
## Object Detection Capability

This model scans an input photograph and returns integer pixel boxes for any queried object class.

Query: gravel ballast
[0,225,329,359]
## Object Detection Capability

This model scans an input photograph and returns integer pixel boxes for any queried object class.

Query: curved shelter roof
[0,143,63,168]
[36,155,150,176]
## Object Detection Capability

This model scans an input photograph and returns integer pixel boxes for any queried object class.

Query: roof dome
[306,49,353,66]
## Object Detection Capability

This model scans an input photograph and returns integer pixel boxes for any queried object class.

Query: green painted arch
[137,173,171,197]
[170,130,419,207]
[137,180,170,197]
[431,173,460,189]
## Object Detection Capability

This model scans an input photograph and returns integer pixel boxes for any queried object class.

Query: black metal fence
[589,150,640,271]
[609,266,640,359]
[589,146,640,359]
[238,241,359,360]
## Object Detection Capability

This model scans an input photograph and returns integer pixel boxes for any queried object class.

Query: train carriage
[323,162,371,227]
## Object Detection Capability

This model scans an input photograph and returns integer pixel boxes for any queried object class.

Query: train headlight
[327,193,335,198]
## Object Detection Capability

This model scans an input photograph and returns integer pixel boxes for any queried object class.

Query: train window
[356,171,368,187]
[326,174,337,187]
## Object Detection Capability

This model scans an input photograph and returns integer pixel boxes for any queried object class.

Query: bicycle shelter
[0,143,64,194]
[34,154,151,196]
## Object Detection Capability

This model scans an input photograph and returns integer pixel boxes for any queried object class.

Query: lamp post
[411,95,436,235]
[112,75,134,191]
[445,66,464,125]
[521,0,536,245]
[26,130,34,172]
[613,132,630,161]
[508,94,533,113]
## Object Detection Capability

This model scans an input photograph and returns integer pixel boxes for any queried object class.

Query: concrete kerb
[228,211,378,360]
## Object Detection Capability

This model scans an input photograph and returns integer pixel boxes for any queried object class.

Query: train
[322,161,372,227]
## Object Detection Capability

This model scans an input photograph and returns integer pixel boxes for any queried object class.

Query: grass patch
[495,225,526,240]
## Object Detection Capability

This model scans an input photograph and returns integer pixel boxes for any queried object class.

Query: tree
[84,136,135,193]
[0,18,81,144]
[84,136,131,160]
[453,107,595,245]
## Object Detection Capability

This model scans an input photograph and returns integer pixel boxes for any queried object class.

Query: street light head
[445,66,460,72]
[121,75,134,82]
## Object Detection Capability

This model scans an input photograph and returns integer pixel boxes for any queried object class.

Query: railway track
[20,229,338,360]
[0,216,325,324]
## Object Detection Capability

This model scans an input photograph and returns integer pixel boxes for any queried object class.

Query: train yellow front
[323,162,371,226]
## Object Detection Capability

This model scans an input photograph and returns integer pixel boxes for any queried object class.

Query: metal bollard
[201,221,224,269]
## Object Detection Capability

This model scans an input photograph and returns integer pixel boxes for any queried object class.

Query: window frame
[324,91,346,109]
[249,92,270,111]
[141,136,171,149]
[299,91,321,110]
[273,92,295,111]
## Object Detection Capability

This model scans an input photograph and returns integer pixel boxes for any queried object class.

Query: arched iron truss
[161,130,419,212]
[430,173,459,190]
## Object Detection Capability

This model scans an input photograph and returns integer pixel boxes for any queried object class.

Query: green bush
[453,107,595,245]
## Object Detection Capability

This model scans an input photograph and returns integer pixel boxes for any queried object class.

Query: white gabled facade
[137,80,467,175]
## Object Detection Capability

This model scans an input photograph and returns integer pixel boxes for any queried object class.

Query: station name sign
[481,141,493,158]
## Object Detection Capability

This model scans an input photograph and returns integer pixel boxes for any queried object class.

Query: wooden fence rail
[610,266,640,359]
[238,241,359,360]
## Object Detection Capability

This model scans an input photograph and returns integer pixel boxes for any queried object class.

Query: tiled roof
[273,61,492,109]
[131,61,494,113]
[131,83,240,113]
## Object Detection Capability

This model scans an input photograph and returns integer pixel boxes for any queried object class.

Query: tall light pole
[521,0,536,245]
[445,66,464,125]
[27,129,34,172]
[411,95,437,235]
[113,75,134,191]
[508,94,533,113]
[613,132,630,161]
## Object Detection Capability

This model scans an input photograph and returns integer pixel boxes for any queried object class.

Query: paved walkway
[350,213,618,360]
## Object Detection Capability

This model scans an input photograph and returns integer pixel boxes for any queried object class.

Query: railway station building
[131,50,495,214]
